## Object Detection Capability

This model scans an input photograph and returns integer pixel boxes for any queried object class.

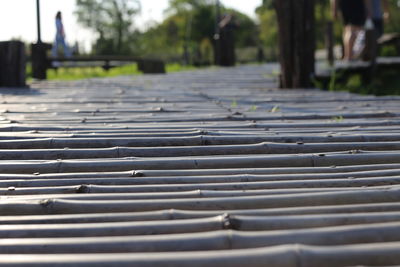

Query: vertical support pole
[36,0,42,44]
[32,0,50,80]
[184,13,193,65]
[214,0,221,65]
[275,0,315,88]
[326,21,334,66]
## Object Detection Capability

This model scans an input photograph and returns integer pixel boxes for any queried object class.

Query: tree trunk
[275,0,315,88]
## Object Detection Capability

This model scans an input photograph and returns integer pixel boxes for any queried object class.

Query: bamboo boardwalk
[1,64,400,266]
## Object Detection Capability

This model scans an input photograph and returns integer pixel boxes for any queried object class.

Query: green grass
[332,70,400,96]
[28,63,200,82]
[165,63,198,73]
[47,64,141,81]
[315,68,400,96]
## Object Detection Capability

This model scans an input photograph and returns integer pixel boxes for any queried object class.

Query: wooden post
[275,0,315,88]
[0,41,26,87]
[31,42,51,80]
[214,0,221,65]
[137,59,166,74]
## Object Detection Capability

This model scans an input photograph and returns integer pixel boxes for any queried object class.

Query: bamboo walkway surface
[1,64,400,266]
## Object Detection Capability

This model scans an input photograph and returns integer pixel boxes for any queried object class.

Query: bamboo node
[7,186,15,191]
[155,107,165,112]
[296,141,304,145]
[221,213,232,230]
[131,171,144,177]
[33,172,40,176]
[76,184,90,194]
[39,199,54,208]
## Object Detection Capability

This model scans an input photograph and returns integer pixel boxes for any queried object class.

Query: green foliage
[269,105,280,113]
[137,0,257,63]
[321,69,400,96]
[75,0,141,55]
[248,105,258,112]
[331,116,344,122]
[165,63,198,72]
[386,1,400,34]
[256,7,278,61]
[231,99,238,108]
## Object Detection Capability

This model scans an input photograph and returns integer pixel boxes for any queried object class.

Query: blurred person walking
[367,0,390,37]
[332,0,368,60]
[52,11,71,60]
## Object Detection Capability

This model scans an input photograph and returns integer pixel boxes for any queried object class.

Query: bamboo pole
[1,222,400,252]
[2,203,400,224]
[2,186,386,198]
[0,215,229,238]
[1,212,400,238]
[2,142,400,160]
[0,242,400,266]
[0,152,399,173]
[3,169,400,188]
[1,188,400,215]
[0,163,400,180]
[1,133,400,149]
[1,177,400,195]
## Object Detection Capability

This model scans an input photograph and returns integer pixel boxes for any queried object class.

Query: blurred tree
[256,0,342,61]
[137,0,257,64]
[256,0,278,60]
[75,0,141,55]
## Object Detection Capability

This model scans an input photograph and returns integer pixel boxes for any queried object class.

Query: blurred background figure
[332,0,367,60]
[52,11,71,59]
[218,14,237,66]
[369,0,390,37]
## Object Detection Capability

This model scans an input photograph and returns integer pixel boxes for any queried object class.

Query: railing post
[0,41,26,87]
[326,21,334,66]
[275,0,315,88]
[31,43,50,80]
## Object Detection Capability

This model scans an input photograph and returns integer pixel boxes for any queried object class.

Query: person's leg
[373,18,384,38]
[52,38,59,58]
[348,25,363,60]
[343,25,353,60]
[60,38,71,58]
[52,38,61,67]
